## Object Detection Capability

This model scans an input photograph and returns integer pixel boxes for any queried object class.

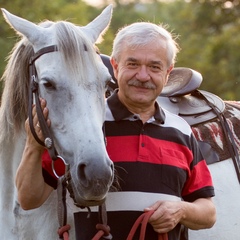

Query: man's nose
[136,66,150,81]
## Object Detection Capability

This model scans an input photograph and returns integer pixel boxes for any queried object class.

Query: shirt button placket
[141,127,145,147]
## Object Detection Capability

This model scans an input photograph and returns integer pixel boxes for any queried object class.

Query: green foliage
[1,0,240,100]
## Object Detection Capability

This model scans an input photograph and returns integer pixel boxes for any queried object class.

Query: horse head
[1,6,114,207]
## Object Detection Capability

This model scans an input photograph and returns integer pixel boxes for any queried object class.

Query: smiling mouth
[130,85,153,93]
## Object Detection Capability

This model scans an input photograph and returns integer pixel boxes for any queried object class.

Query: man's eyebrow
[126,57,138,62]
[150,60,163,66]
[126,58,163,67]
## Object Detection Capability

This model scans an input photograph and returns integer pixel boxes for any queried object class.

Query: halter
[28,45,112,239]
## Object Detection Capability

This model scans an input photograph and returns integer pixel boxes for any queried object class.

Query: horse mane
[0,38,32,142]
[0,19,98,142]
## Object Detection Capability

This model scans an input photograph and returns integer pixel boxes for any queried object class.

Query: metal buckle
[52,155,69,179]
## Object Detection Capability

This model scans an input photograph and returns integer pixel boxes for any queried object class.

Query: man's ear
[167,65,174,75]
[164,65,174,86]
[110,57,118,71]
[110,57,119,79]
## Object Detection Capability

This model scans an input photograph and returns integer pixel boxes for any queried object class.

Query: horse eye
[43,80,56,90]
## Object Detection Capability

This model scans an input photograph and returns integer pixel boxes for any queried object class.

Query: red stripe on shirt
[182,160,213,196]
[106,135,193,171]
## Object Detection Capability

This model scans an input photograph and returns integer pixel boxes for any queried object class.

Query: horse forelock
[0,38,33,141]
[54,21,100,85]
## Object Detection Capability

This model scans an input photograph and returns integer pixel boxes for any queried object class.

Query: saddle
[157,67,225,126]
[101,54,225,126]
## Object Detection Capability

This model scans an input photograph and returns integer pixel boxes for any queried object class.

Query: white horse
[0,6,113,239]
[189,101,240,239]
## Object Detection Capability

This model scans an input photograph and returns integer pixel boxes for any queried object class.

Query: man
[16,22,216,239]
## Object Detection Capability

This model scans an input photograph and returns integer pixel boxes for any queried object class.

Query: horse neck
[0,126,26,207]
[0,82,27,142]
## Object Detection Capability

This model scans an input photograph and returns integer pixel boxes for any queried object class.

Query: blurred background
[0,0,240,100]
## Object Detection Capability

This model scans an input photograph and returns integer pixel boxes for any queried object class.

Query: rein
[126,210,168,240]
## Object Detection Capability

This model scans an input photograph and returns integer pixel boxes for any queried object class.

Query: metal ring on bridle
[52,155,69,179]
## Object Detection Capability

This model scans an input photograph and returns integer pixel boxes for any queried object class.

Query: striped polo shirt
[42,91,214,240]
[90,91,214,240]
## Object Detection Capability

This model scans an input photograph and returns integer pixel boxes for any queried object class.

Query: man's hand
[25,98,51,150]
[145,198,216,233]
[144,201,182,233]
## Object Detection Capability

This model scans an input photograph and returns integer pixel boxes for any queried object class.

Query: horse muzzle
[66,159,114,207]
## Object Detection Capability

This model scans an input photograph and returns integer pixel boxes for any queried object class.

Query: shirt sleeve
[181,136,215,202]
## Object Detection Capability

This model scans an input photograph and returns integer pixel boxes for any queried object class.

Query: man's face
[111,39,172,109]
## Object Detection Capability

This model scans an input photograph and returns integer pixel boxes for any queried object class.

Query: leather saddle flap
[158,90,225,126]
[175,90,225,115]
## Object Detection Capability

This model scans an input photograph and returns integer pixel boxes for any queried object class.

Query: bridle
[28,45,112,239]
[28,45,59,161]
[28,45,71,239]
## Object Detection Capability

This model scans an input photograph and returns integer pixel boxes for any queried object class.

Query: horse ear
[1,8,48,48]
[81,4,113,44]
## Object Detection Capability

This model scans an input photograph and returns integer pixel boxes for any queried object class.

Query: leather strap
[57,177,71,240]
[92,203,113,240]
[126,210,168,240]
[28,45,59,160]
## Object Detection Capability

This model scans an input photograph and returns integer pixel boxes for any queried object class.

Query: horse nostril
[77,163,88,187]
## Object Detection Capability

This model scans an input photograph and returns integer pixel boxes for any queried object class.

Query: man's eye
[150,65,161,71]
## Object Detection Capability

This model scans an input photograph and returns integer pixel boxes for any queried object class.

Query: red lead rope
[91,210,168,240]
[92,223,112,240]
[57,224,71,240]
[126,210,168,240]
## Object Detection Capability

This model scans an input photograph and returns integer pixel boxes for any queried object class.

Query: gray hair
[111,22,180,67]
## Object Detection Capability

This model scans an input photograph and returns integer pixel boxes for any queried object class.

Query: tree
[1,0,240,99]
